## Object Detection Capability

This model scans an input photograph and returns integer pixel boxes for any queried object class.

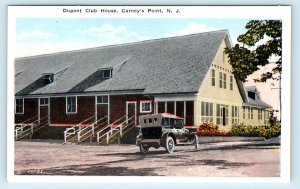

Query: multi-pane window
[231,106,239,124]
[211,69,215,86]
[216,104,229,126]
[230,75,233,90]
[140,101,152,113]
[219,72,223,88]
[15,98,24,114]
[223,73,227,89]
[258,109,262,120]
[250,107,254,119]
[201,101,213,123]
[264,110,269,124]
[103,69,113,79]
[242,106,246,119]
[40,98,49,106]
[97,95,108,104]
[247,106,251,119]
[219,72,226,89]
[66,96,77,114]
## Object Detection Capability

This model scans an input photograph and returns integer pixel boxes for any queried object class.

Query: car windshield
[162,118,183,128]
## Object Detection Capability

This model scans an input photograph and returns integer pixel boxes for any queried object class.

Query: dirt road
[14,141,280,177]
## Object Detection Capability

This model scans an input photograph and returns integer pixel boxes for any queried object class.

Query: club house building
[14,30,272,142]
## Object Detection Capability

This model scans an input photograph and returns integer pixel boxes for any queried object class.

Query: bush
[231,123,260,137]
[196,122,231,136]
[231,123,281,139]
[258,123,281,139]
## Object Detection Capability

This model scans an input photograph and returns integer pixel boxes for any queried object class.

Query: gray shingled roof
[15,30,228,96]
[245,86,272,108]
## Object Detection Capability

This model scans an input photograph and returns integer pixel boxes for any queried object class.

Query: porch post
[174,101,177,116]
[108,94,110,124]
[48,98,51,124]
[38,98,40,124]
[95,95,97,123]
[165,101,167,113]
[184,101,186,125]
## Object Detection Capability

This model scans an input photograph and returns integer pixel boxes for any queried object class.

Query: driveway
[14,140,280,177]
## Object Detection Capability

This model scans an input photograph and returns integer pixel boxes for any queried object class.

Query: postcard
[7,5,291,183]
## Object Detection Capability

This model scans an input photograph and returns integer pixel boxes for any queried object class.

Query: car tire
[139,144,149,154]
[165,136,175,153]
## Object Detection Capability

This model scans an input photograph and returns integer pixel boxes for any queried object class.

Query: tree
[224,20,282,82]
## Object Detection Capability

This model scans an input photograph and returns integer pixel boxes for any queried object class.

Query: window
[15,98,24,114]
[103,69,113,79]
[211,69,215,86]
[231,106,239,124]
[248,91,256,100]
[140,101,152,113]
[40,98,49,106]
[264,110,269,124]
[201,101,213,123]
[247,106,251,119]
[250,107,254,119]
[219,72,223,88]
[223,73,227,89]
[97,95,108,104]
[230,75,233,90]
[219,72,227,89]
[242,106,246,119]
[66,96,77,114]
[258,109,262,120]
[43,74,54,84]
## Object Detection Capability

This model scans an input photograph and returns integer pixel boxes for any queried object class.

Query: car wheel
[139,144,149,154]
[165,136,175,153]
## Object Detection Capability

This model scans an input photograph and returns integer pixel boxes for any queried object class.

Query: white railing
[63,115,95,143]
[15,124,34,140]
[96,115,127,144]
[105,115,136,144]
[77,115,108,143]
[97,115,136,144]
[14,115,49,140]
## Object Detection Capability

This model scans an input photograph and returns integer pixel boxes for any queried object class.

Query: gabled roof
[15,30,228,96]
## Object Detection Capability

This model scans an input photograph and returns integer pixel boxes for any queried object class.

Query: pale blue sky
[16,18,250,57]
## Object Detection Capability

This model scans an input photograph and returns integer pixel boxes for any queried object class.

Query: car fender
[160,132,177,147]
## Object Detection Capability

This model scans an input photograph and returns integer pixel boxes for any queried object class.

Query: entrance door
[126,101,137,124]
[39,98,49,125]
[222,107,226,126]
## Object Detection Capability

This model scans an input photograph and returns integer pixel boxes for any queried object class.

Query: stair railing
[101,115,136,144]
[77,115,108,143]
[96,115,127,143]
[15,115,48,140]
[63,115,95,143]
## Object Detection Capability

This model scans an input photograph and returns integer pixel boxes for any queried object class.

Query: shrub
[231,123,260,137]
[258,123,281,139]
[196,122,231,136]
[231,123,281,139]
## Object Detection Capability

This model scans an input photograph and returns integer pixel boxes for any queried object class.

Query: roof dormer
[101,68,113,79]
[43,73,54,84]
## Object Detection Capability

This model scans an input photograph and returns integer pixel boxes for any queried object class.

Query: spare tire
[165,136,175,153]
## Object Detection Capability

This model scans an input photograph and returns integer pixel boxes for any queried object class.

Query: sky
[15,18,280,118]
[15,18,251,58]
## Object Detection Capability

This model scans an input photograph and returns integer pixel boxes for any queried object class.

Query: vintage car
[136,113,199,154]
